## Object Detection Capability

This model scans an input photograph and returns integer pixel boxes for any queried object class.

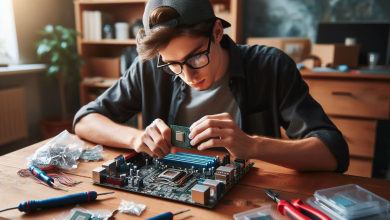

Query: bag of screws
[79,144,105,162]
[26,130,84,170]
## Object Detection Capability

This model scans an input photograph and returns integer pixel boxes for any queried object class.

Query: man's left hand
[189,113,255,159]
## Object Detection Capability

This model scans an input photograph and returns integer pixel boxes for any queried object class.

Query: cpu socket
[157,169,184,181]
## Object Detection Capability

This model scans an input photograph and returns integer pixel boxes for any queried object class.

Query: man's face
[158,34,221,91]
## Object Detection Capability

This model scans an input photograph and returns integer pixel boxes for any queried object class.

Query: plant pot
[40,115,74,139]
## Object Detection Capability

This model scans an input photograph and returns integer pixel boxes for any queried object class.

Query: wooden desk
[1,140,390,220]
[300,70,390,178]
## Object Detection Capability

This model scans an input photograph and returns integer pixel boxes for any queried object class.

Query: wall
[13,0,75,64]
[243,0,390,42]
[5,0,80,144]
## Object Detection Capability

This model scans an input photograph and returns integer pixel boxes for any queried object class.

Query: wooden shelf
[82,39,137,45]
[81,78,118,88]
[75,0,147,5]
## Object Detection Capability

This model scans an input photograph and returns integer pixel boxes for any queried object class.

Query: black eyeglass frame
[157,31,213,75]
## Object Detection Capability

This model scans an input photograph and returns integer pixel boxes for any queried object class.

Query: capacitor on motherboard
[133,165,137,173]
[129,169,133,177]
[154,160,159,168]
[131,177,135,187]
[191,166,194,171]
[202,168,205,174]
[137,178,143,190]
[211,167,214,175]
[136,170,140,177]
[145,159,148,166]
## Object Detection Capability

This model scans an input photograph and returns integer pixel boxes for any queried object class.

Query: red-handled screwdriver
[0,191,114,212]
[146,209,190,220]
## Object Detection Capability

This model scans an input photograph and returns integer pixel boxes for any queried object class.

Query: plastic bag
[53,204,113,220]
[26,130,84,170]
[118,199,146,216]
[79,144,105,162]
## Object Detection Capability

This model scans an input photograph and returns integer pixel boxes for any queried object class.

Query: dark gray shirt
[73,35,349,173]
[174,68,241,127]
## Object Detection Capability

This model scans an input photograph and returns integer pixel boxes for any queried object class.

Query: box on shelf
[82,57,120,78]
[311,44,360,68]
[246,37,311,63]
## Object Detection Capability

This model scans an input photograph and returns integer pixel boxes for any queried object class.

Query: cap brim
[218,18,231,29]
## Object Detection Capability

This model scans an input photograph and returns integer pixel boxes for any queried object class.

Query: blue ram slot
[159,153,215,169]
[177,152,217,167]
[165,154,214,168]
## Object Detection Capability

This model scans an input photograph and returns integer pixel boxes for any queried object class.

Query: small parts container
[307,184,390,220]
[233,205,285,220]
[115,22,129,40]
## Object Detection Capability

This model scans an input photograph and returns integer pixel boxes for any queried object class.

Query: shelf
[75,0,147,5]
[82,39,137,45]
[81,77,119,88]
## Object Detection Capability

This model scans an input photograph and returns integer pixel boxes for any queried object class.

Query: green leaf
[51,52,59,63]
[37,44,51,58]
[45,25,54,33]
[48,65,60,75]
[60,42,68,49]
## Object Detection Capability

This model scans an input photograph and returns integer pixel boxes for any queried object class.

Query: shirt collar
[171,34,245,82]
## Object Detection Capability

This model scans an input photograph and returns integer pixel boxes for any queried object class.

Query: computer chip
[176,131,184,142]
[171,125,191,148]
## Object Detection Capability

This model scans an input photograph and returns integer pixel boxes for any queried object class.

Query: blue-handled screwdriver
[0,191,114,212]
[146,209,190,220]
[29,165,59,188]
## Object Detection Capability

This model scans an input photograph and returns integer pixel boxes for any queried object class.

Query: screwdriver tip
[0,207,18,212]
[97,191,115,196]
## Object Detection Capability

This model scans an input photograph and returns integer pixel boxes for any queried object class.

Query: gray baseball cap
[142,0,231,33]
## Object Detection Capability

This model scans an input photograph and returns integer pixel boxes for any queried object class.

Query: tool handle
[291,199,331,220]
[277,200,311,220]
[146,212,173,220]
[29,165,55,186]
[18,191,97,212]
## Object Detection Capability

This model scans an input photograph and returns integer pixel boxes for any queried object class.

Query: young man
[74,0,349,173]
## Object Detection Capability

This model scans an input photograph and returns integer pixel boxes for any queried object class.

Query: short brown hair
[136,7,216,61]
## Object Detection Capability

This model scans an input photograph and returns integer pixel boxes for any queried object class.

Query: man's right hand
[133,118,178,158]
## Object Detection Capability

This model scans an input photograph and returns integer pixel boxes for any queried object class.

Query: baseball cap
[142,0,231,33]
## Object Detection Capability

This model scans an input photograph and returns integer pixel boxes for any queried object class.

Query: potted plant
[36,25,85,138]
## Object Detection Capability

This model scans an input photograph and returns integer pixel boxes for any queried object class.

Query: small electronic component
[215,166,234,190]
[191,184,210,205]
[69,211,92,220]
[225,163,241,183]
[234,158,250,173]
[92,167,106,183]
[203,179,222,200]
[170,125,191,148]
[158,169,184,181]
[102,160,116,176]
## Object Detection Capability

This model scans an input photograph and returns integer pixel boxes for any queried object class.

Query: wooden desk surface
[1,140,390,219]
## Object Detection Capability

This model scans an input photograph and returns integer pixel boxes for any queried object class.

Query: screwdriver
[146,208,190,220]
[29,165,60,188]
[0,191,114,212]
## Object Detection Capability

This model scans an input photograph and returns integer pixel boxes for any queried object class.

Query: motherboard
[92,151,253,208]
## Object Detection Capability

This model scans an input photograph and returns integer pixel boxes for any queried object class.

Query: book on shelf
[82,10,113,41]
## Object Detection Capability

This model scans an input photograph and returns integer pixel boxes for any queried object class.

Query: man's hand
[133,118,179,158]
[189,113,255,159]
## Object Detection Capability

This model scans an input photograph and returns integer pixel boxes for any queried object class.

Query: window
[0,0,19,65]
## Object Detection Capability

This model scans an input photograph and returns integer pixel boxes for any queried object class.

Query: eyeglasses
[157,32,213,75]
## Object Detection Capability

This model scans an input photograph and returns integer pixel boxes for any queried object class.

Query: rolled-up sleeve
[73,57,143,130]
[277,55,349,173]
